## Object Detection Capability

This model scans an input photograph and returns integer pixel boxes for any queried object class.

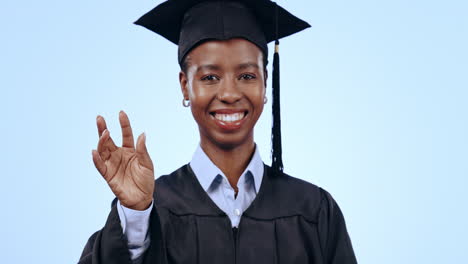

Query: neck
[200,140,255,192]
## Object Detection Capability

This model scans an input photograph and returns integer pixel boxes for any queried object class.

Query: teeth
[214,112,245,122]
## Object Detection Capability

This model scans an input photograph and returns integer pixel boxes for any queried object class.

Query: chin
[203,129,254,151]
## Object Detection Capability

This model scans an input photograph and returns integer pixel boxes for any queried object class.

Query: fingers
[119,110,135,149]
[96,115,108,137]
[97,129,118,160]
[96,115,117,151]
[92,149,108,178]
[136,133,154,171]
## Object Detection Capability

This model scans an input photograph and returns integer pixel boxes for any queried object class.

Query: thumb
[136,133,154,171]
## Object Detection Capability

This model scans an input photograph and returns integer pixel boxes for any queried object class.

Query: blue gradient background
[1,0,467,263]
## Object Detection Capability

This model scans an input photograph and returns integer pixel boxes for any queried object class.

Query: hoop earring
[182,98,191,107]
[263,96,268,104]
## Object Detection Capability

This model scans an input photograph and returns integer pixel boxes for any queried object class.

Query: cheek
[189,85,215,117]
[189,82,215,101]
[190,102,208,128]
[246,86,266,117]
[249,85,266,104]
[190,88,212,104]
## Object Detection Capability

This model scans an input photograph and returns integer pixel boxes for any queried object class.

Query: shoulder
[153,164,192,208]
[275,169,324,208]
[271,168,323,196]
[274,171,337,212]
[152,164,224,215]
[154,164,192,190]
[244,165,333,222]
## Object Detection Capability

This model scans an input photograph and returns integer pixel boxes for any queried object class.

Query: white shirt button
[234,208,241,216]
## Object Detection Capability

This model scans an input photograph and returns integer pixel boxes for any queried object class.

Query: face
[179,38,267,150]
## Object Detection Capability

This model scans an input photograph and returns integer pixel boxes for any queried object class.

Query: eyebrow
[196,64,221,73]
[195,62,260,73]
[237,62,260,70]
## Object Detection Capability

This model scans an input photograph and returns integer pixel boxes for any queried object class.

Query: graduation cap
[135,0,310,174]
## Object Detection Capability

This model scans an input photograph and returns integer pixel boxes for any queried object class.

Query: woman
[79,1,357,263]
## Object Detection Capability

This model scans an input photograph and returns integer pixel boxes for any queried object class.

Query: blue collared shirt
[117,144,264,260]
[189,144,264,227]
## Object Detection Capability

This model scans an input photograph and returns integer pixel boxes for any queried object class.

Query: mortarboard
[135,0,310,175]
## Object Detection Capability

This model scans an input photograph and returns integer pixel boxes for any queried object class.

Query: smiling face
[179,38,267,151]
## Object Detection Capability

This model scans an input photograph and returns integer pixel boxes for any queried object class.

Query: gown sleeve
[317,188,358,264]
[78,201,134,264]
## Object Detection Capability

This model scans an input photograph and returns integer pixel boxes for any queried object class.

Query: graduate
[79,0,357,263]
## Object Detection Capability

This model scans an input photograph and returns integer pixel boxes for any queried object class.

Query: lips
[210,109,248,130]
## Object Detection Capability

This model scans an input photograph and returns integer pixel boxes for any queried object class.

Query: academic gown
[79,164,357,264]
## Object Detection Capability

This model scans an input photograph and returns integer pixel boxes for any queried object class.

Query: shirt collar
[189,144,264,193]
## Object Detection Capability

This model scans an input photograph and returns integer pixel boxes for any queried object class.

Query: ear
[179,71,189,100]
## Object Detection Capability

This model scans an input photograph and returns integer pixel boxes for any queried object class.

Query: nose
[217,78,242,104]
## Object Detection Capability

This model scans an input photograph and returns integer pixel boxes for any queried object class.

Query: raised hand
[92,111,154,211]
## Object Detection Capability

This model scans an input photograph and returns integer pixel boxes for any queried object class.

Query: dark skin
[92,38,267,210]
[180,38,267,192]
[92,112,154,211]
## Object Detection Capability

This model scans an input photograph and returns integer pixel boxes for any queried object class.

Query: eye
[201,75,220,81]
[239,73,256,80]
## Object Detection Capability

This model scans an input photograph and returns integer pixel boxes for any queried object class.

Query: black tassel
[271,40,283,175]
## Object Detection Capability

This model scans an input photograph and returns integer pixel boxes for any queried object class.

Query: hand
[92,111,154,211]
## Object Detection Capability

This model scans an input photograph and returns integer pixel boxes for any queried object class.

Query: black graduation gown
[79,164,357,264]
